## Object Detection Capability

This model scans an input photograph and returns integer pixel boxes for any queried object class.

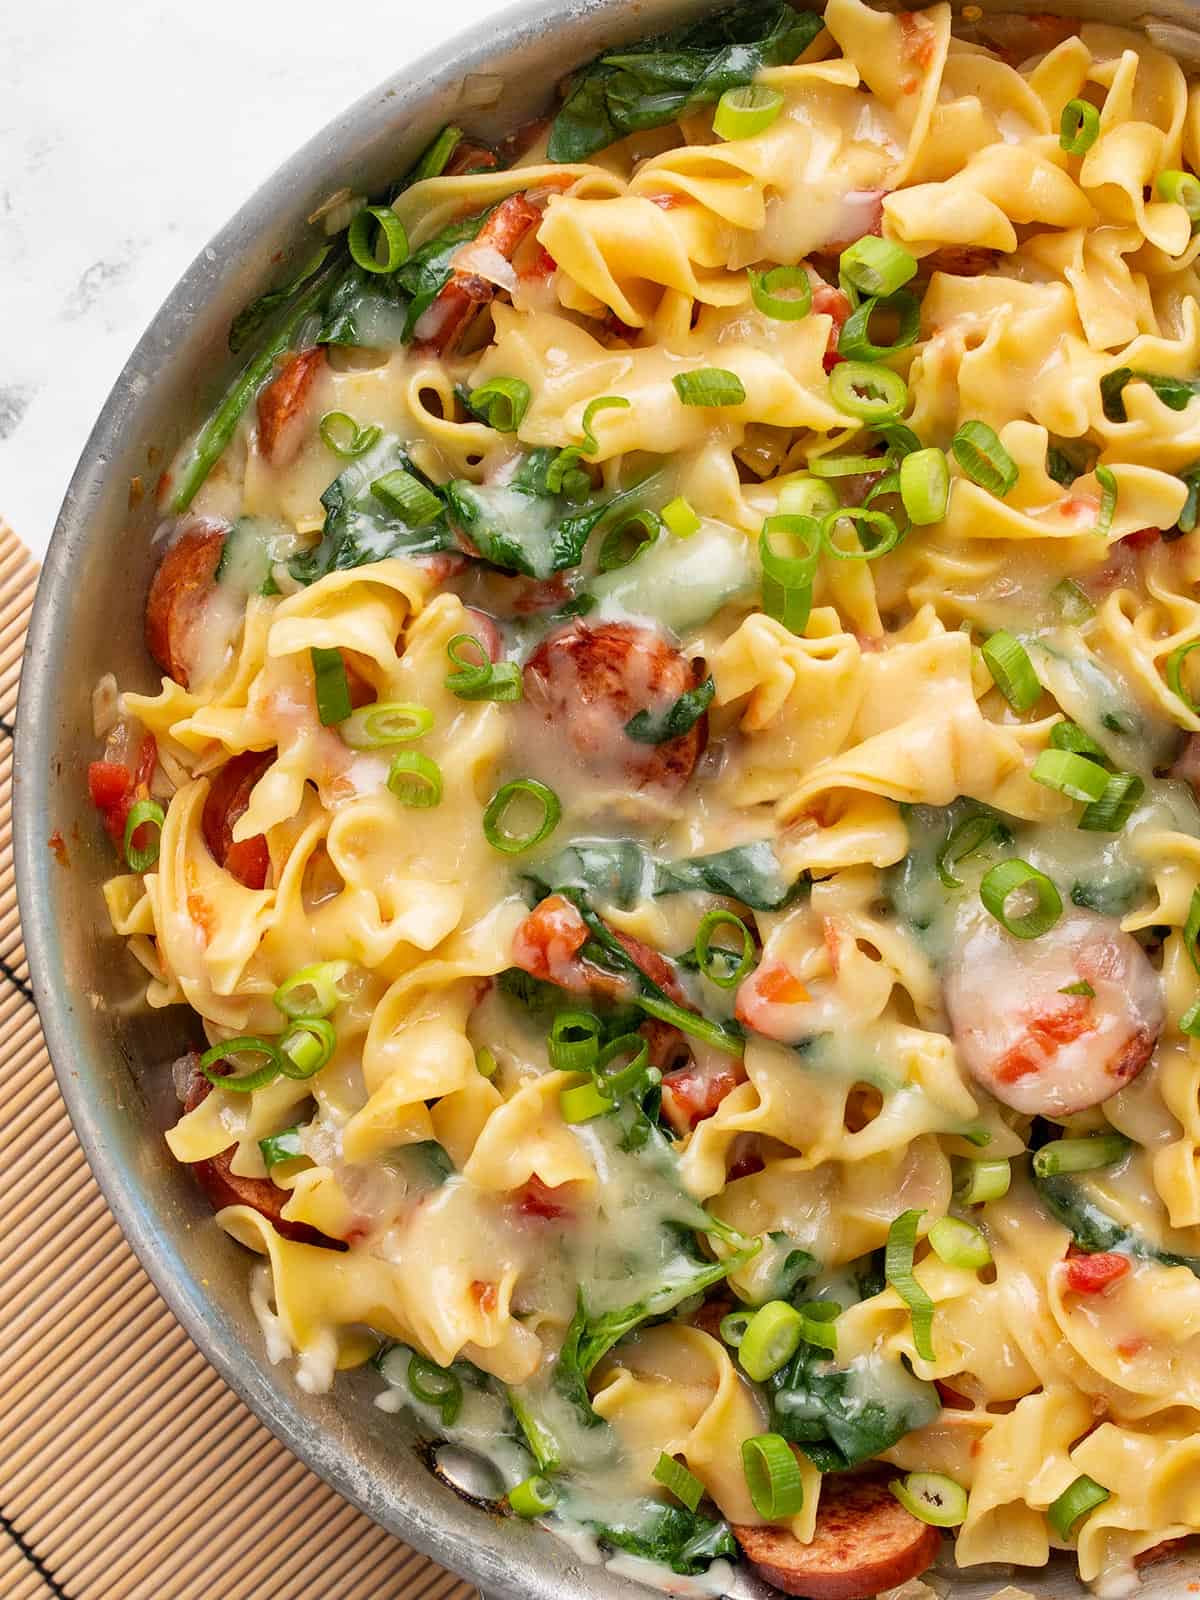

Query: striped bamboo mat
[0,522,475,1600]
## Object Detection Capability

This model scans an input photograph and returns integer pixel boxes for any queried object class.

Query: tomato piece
[517,1176,571,1220]
[1064,1251,1131,1294]
[224,835,271,890]
[88,761,131,811]
[512,894,590,986]
[662,1061,746,1133]
[1121,526,1160,551]
[757,964,812,1004]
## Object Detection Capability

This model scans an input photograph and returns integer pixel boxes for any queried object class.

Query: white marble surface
[0,0,502,557]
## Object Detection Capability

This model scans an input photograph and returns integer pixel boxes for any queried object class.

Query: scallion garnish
[372,468,443,526]
[311,647,352,726]
[341,702,433,748]
[483,778,561,855]
[279,1016,336,1079]
[319,411,382,459]
[594,1034,655,1099]
[936,811,1007,889]
[386,751,444,808]
[1157,168,1200,228]
[891,1473,968,1528]
[1095,465,1117,535]
[653,1453,705,1512]
[273,961,350,1019]
[839,236,918,298]
[928,1216,991,1270]
[1060,98,1101,154]
[1032,1133,1130,1178]
[444,632,523,703]
[1166,639,1200,716]
[411,124,464,183]
[347,205,409,274]
[625,675,714,744]
[778,477,839,518]
[408,1354,463,1426]
[662,496,701,538]
[508,1474,558,1519]
[748,264,812,321]
[476,1046,499,1078]
[953,1158,1011,1204]
[980,858,1062,939]
[952,421,1018,497]
[885,1209,936,1361]
[1031,748,1111,804]
[1048,1476,1110,1541]
[695,910,756,990]
[199,1036,282,1093]
[713,84,783,140]
[742,1434,805,1520]
[548,1010,602,1074]
[1181,999,1200,1037]
[807,451,885,479]
[821,506,902,561]
[1186,886,1200,977]
[259,1126,304,1169]
[123,798,165,872]
[829,360,908,422]
[559,1079,614,1123]
[673,368,748,408]
[1077,771,1144,832]
[1060,979,1095,997]
[1052,578,1096,624]
[719,1309,754,1347]
[1049,721,1108,762]
[981,629,1041,711]
[738,1302,804,1381]
[900,446,950,525]
[468,378,532,433]
[598,510,661,573]
[837,291,920,361]
[759,513,821,635]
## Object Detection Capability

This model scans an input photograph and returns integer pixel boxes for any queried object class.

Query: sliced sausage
[181,1063,343,1248]
[145,522,226,687]
[522,620,708,793]
[734,1468,941,1600]
[944,908,1164,1117]
[412,193,541,355]
[202,750,274,890]
[443,139,499,176]
[256,345,325,468]
[923,246,1002,276]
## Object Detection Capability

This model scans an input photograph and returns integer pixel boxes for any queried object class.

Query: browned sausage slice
[522,620,708,793]
[202,749,275,890]
[145,522,226,687]
[413,193,541,355]
[257,345,325,467]
[734,1469,942,1600]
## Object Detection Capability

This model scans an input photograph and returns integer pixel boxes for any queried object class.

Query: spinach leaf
[229,243,335,354]
[1177,460,1200,536]
[394,207,494,340]
[1070,866,1144,918]
[1036,1173,1200,1277]
[318,261,411,348]
[768,1341,939,1470]
[290,436,454,584]
[1045,438,1097,488]
[548,0,823,162]
[524,839,653,909]
[626,675,715,744]
[1100,367,1200,424]
[654,840,805,911]
[585,1501,738,1576]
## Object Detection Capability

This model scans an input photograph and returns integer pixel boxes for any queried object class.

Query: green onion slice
[953,1158,1011,1205]
[1031,748,1111,804]
[279,1016,337,1079]
[900,447,950,526]
[347,205,410,274]
[476,1046,499,1078]
[936,812,1006,890]
[1060,979,1096,997]
[759,514,821,636]
[408,1353,463,1426]
[1048,1475,1109,1541]
[1166,639,1200,716]
[341,702,434,748]
[840,236,918,298]
[738,1301,804,1381]
[928,1216,992,1270]
[1077,772,1144,832]
[1157,168,1200,226]
[508,1474,559,1519]
[444,632,523,704]
[886,1209,936,1362]
[749,264,812,321]
[742,1433,804,1520]
[778,477,840,518]
[1032,1133,1130,1178]
[319,411,382,459]
[273,961,350,1019]
[980,858,1062,939]
[662,496,701,538]
[559,1079,614,1123]
[483,778,561,855]
[1180,999,1200,1037]
[259,1126,304,1169]
[598,510,660,574]
[1060,98,1101,155]
[719,1309,754,1348]
[653,1453,705,1512]
[311,647,352,727]
[372,469,443,526]
[548,1010,602,1074]
[387,751,443,808]
[981,629,1041,711]
[1094,465,1117,535]
[807,452,886,479]
[891,1472,968,1528]
[199,1036,282,1093]
[124,798,165,872]
[821,506,902,561]
[594,1034,655,1100]
[829,360,908,422]
[1187,887,1200,977]
[1053,577,1096,625]
[579,395,631,453]
[1049,721,1108,763]
[695,910,756,990]
[714,84,784,141]
[952,421,1018,498]
[468,378,531,433]
[673,368,747,408]
[411,124,464,182]
[837,291,921,361]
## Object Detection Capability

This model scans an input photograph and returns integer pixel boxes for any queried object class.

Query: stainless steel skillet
[13,1,1200,1595]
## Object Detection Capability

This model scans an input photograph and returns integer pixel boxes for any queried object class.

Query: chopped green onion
[372,468,443,525]
[980,858,1062,939]
[829,360,908,422]
[840,236,918,298]
[1077,771,1144,832]
[594,1034,655,1100]
[279,1016,336,1079]
[311,647,352,727]
[891,1472,968,1528]
[1031,749,1111,804]
[714,84,784,141]
[559,1080,613,1123]
[900,447,950,525]
[598,510,660,573]
[1048,1475,1109,1541]
[759,514,821,636]
[1049,721,1107,762]
[778,477,840,518]
[928,1216,991,1270]
[662,496,701,538]
[1060,979,1096,997]
[877,421,923,459]
[548,1010,602,1073]
[796,1300,840,1353]
[341,702,433,747]
[347,205,409,274]
[508,1474,559,1519]
[259,1126,304,1169]
[408,1354,463,1426]
[545,447,592,500]
[953,1158,1011,1205]
[673,368,747,408]
[821,506,902,561]
[695,910,756,990]
[981,630,1041,711]
[1157,168,1200,228]
[476,1046,499,1078]
[444,632,522,704]
[1166,639,1200,716]
[580,395,631,452]
[199,1036,282,1093]
[739,1301,805,1382]
[123,798,165,872]
[319,411,382,459]
[1052,578,1096,625]
[386,751,443,808]
[1095,465,1117,535]
[748,264,812,321]
[1032,1133,1130,1178]
[952,421,1018,498]
[885,1209,935,1362]
[625,675,714,745]
[719,1309,754,1348]
[1187,887,1200,977]
[273,962,350,1019]
[807,452,885,479]
[837,291,921,361]
[411,125,464,182]
[742,1434,805,1520]
[638,992,744,1059]
[653,1453,705,1512]
[1180,999,1200,1037]
[483,778,561,855]
[1060,98,1101,155]
[468,378,531,433]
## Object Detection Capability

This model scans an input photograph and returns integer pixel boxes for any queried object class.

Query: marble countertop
[0,0,503,557]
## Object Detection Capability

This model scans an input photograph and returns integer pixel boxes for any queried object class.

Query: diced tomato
[756,963,811,1004]
[89,735,158,849]
[470,1280,499,1313]
[520,244,558,281]
[661,1061,745,1133]
[935,1380,974,1410]
[512,894,590,985]
[224,835,270,891]
[646,192,690,210]
[517,1176,571,1221]
[823,350,845,373]
[134,733,158,790]
[1064,1251,1131,1294]
[88,761,131,812]
[1121,527,1160,551]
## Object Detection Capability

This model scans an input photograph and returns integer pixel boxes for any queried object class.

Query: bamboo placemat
[0,521,475,1600]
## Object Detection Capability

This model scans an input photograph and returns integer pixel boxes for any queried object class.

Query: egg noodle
[91,2,1200,1591]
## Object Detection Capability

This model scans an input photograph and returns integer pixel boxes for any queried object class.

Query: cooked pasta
[90,2,1200,1593]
